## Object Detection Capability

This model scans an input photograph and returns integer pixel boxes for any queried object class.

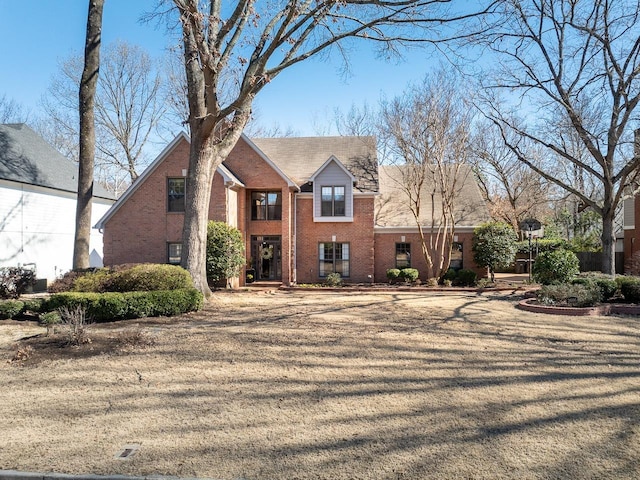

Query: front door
[251,236,281,281]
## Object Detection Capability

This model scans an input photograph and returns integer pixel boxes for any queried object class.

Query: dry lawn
[0,289,639,479]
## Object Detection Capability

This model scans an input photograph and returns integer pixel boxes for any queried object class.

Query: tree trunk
[601,207,616,276]
[74,0,104,269]
[181,131,217,298]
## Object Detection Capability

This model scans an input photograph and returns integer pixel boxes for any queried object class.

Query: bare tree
[39,41,167,193]
[0,95,29,123]
[167,0,494,295]
[74,0,104,270]
[378,70,474,280]
[474,0,640,274]
[471,120,553,234]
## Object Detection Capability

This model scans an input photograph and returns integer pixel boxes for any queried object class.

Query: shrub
[400,268,419,283]
[532,249,580,285]
[0,267,36,299]
[48,269,95,293]
[71,264,193,293]
[455,269,478,287]
[324,272,343,287]
[386,269,401,283]
[39,311,61,335]
[572,273,618,301]
[443,268,457,283]
[206,221,246,286]
[616,276,640,303]
[21,298,44,314]
[0,300,25,319]
[425,277,439,287]
[42,288,204,322]
[59,305,92,345]
[538,283,602,307]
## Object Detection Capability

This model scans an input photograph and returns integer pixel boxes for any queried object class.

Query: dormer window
[321,186,345,216]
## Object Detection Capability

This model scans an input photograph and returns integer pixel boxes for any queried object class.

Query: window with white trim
[321,186,346,216]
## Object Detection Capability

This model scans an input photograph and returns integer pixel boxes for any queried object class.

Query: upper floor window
[167,178,186,212]
[396,243,411,268]
[321,186,345,216]
[251,191,282,220]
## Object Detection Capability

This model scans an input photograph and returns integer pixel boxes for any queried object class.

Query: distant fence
[575,252,624,274]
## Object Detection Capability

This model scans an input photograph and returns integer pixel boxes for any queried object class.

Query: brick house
[96,132,489,285]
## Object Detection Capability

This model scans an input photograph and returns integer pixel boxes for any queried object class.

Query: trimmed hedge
[73,264,193,293]
[42,288,204,322]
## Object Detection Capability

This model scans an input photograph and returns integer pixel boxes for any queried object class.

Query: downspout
[293,187,299,285]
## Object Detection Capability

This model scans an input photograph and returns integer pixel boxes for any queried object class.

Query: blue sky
[0,1,447,136]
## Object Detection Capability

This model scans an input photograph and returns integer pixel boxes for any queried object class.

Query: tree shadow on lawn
[4,291,640,479]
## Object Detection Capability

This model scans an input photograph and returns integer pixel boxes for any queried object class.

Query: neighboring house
[0,123,116,282]
[96,132,489,285]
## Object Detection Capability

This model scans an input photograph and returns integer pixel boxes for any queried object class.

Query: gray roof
[376,164,490,228]
[0,123,115,200]
[251,136,379,193]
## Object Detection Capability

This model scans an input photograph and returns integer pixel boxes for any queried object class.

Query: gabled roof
[251,136,379,193]
[375,164,490,228]
[309,155,357,183]
[0,123,115,200]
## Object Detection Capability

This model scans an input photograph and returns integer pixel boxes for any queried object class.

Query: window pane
[450,242,463,270]
[168,178,185,212]
[168,243,182,264]
[396,243,411,268]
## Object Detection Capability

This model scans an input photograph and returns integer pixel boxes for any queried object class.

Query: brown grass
[1,290,639,479]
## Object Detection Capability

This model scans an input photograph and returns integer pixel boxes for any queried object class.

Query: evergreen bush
[73,264,193,293]
[324,272,343,287]
[455,269,478,287]
[400,268,419,283]
[386,269,401,283]
[42,288,204,322]
[572,273,618,301]
[206,221,246,286]
[616,276,640,303]
[538,283,602,307]
[532,249,580,285]
[0,300,25,319]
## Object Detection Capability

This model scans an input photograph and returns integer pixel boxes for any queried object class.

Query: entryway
[250,235,282,281]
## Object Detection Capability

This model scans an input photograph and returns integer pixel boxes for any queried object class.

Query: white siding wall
[0,180,113,280]
[313,161,353,220]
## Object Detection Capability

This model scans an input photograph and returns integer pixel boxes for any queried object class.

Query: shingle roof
[250,136,379,193]
[375,164,490,228]
[0,123,115,200]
